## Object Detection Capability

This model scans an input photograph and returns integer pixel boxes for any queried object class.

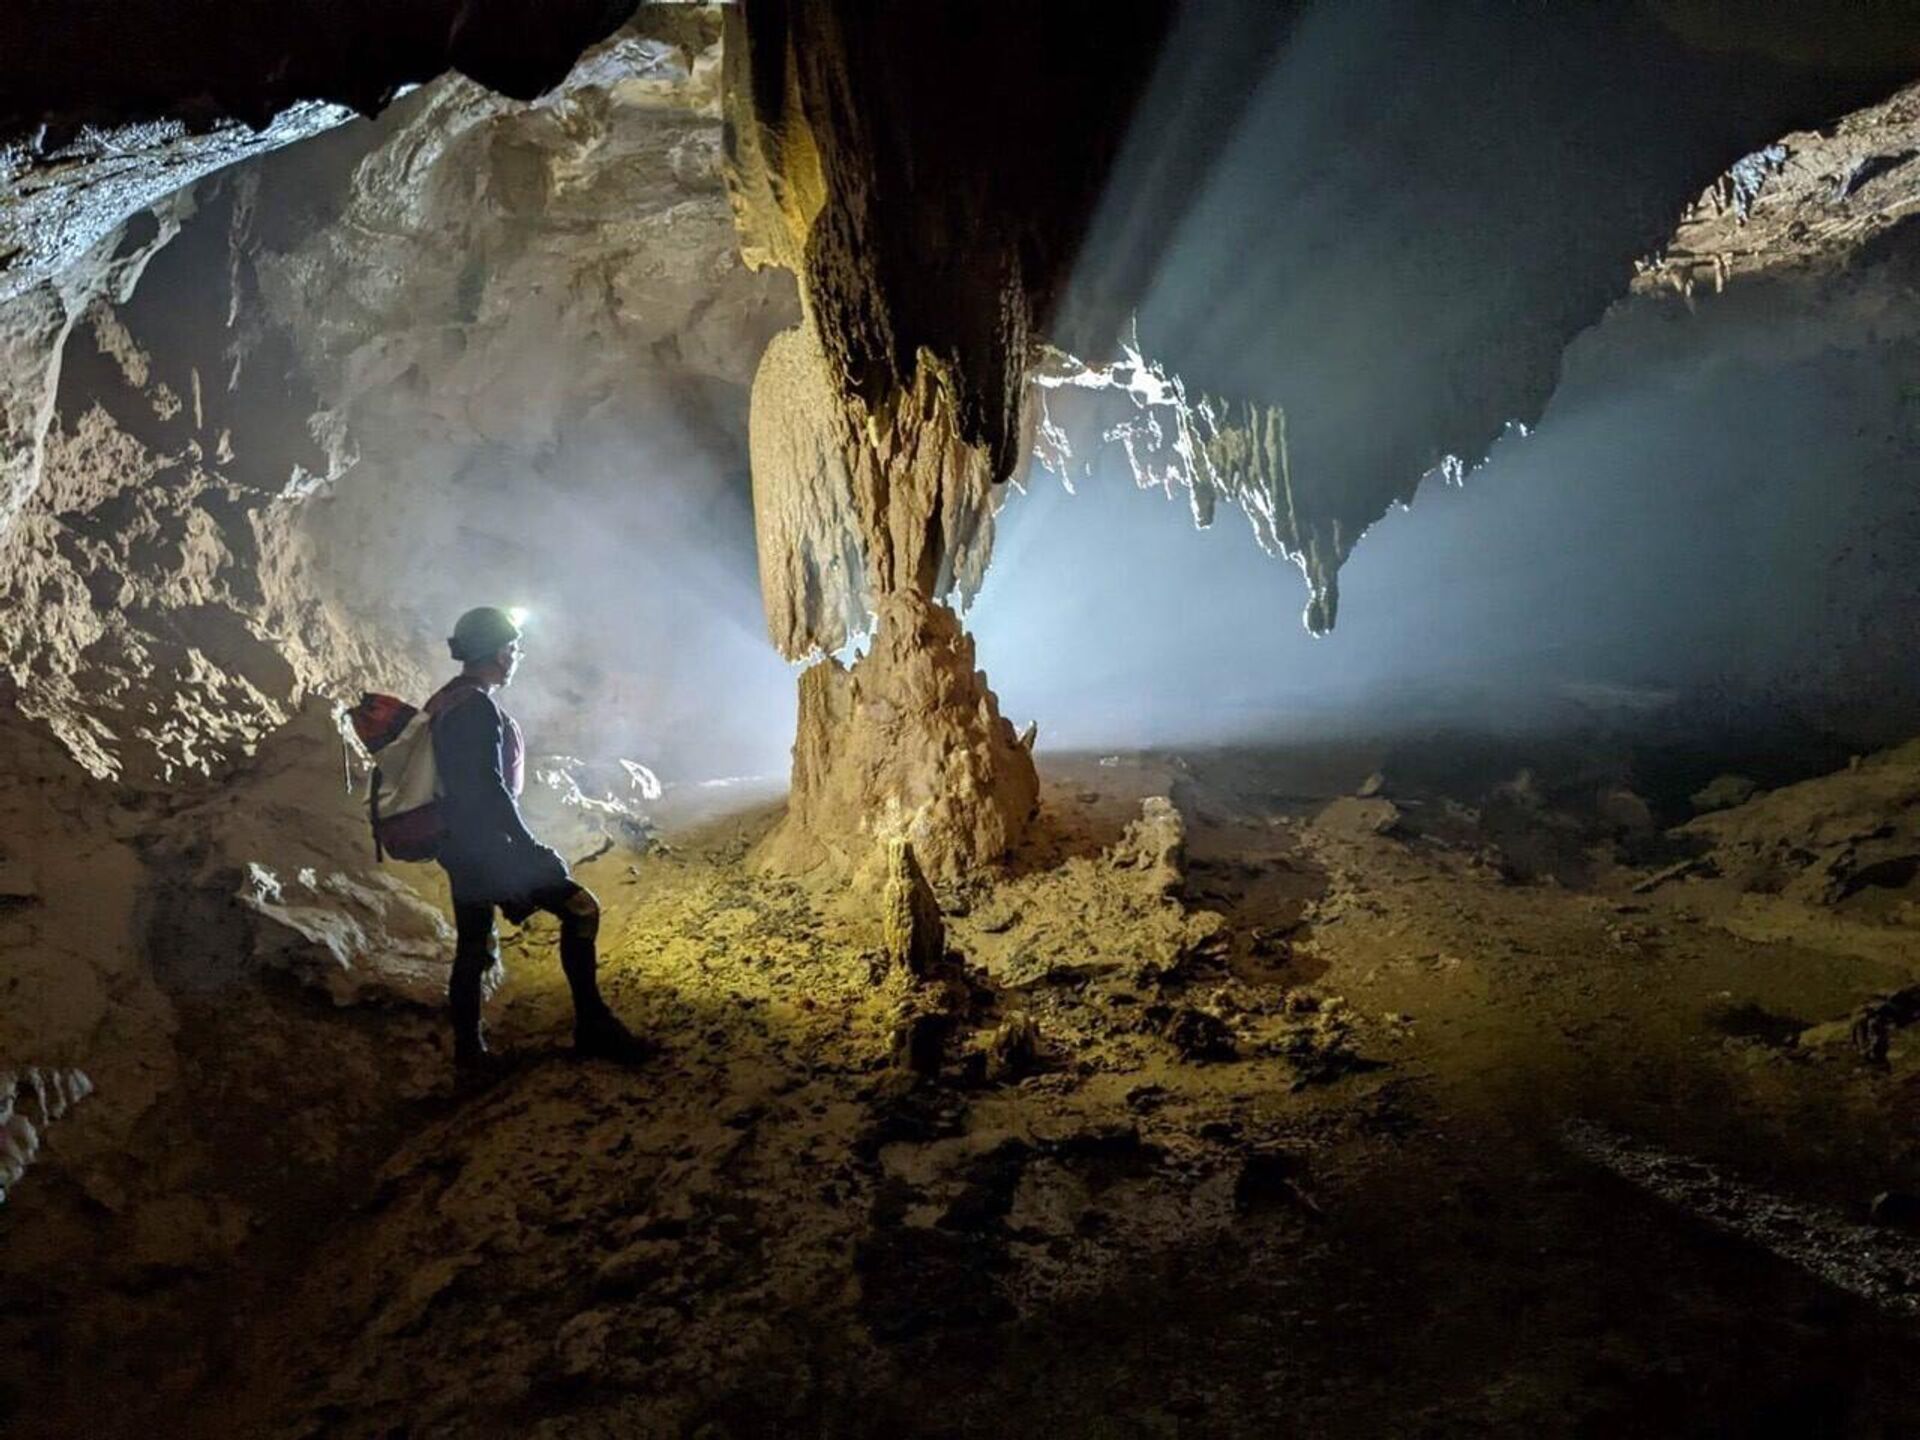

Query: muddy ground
[8,731,1920,1438]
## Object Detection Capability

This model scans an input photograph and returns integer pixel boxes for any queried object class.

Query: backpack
[348,692,446,862]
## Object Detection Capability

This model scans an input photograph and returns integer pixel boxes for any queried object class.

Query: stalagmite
[878,836,943,979]
[759,591,1037,884]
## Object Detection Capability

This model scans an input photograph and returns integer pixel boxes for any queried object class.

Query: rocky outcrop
[0,199,196,595]
[1,2,674,580]
[0,1,656,299]
[2,11,795,786]
[0,1066,94,1206]
[0,1075,95,1205]
[0,174,395,783]
[0,106,353,310]
[1666,738,1920,965]
[1636,80,1920,295]
[1106,795,1187,899]
[0,109,350,552]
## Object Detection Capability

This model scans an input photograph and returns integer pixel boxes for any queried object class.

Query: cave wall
[245,19,798,774]
[1,12,796,788]
[0,21,803,1421]
[0,0,664,563]
[0,0,790,1268]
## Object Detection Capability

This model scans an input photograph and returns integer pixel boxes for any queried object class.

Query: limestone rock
[1673,740,1920,963]
[1634,81,1920,298]
[0,4,682,637]
[1314,796,1404,842]
[1105,796,1187,897]
[524,756,659,864]
[236,863,455,1008]
[757,592,1038,886]
[878,837,943,980]
[980,1015,1041,1084]
[160,699,456,1006]
[0,193,190,613]
[0,106,350,311]
[721,5,1169,878]
[1,0,645,298]
[1162,1006,1238,1063]
[0,1064,95,1204]
[747,317,867,657]
[3,14,796,786]
[1692,774,1760,814]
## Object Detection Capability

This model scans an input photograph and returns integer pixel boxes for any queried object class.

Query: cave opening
[6,3,1920,1436]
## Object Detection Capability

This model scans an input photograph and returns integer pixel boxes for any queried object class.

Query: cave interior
[6,3,1920,1436]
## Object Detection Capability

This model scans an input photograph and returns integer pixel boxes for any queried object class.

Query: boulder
[1691,774,1759,813]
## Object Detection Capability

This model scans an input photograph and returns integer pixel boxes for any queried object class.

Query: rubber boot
[449,960,500,1077]
[573,1000,655,1064]
[559,901,653,1064]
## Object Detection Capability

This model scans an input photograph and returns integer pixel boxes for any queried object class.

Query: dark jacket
[429,677,566,902]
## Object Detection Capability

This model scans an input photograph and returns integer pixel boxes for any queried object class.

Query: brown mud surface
[10,738,1920,1438]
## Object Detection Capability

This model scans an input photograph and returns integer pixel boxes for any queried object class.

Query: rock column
[720,3,1060,883]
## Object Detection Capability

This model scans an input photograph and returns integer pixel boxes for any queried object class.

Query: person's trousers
[448,881,608,1040]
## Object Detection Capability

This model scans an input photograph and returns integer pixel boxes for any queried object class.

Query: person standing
[426,606,650,1070]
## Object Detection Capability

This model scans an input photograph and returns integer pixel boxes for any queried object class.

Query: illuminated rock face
[0,0,653,558]
[760,591,1037,886]
[0,14,795,784]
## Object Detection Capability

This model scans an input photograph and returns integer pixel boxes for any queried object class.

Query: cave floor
[18,740,1920,1439]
